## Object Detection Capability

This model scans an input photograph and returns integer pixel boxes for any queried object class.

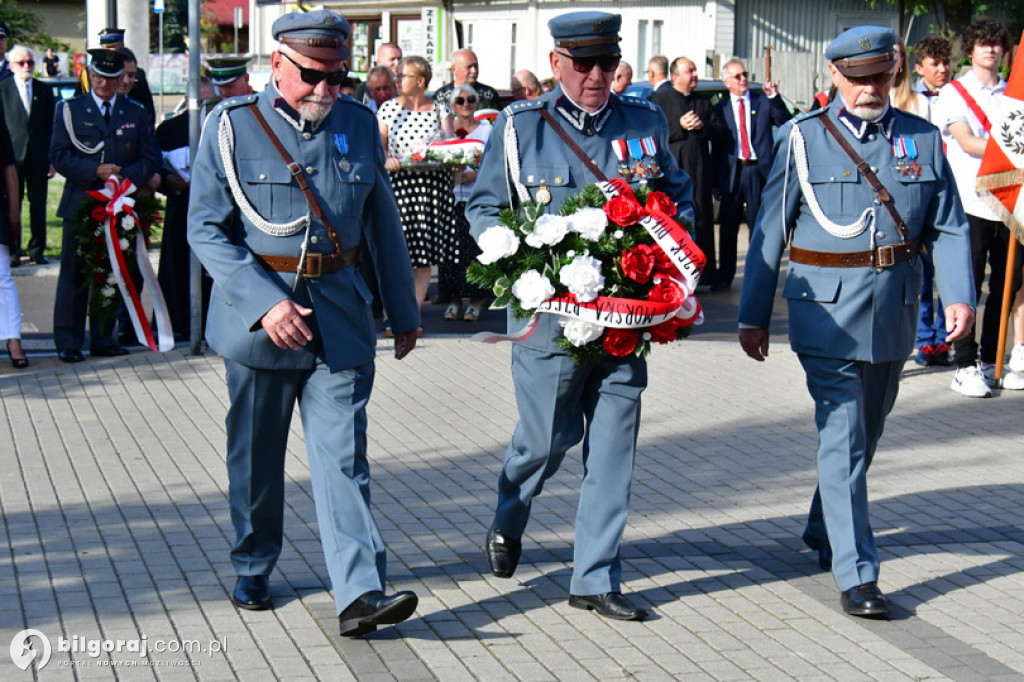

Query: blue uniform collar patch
[555,93,613,135]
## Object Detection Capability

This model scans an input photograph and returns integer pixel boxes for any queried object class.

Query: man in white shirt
[935,18,1023,396]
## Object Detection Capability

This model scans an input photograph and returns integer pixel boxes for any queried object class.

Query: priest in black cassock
[649,56,727,288]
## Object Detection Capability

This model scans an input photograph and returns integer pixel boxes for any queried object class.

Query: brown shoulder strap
[818,114,909,241]
[537,108,608,182]
[247,103,343,252]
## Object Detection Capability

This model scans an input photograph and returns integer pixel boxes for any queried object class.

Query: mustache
[855,93,884,106]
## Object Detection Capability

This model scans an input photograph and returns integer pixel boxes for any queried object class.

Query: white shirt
[934,69,1006,219]
[729,93,757,161]
[17,77,31,114]
[91,91,117,118]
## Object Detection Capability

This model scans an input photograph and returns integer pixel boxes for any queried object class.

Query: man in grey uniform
[188,10,421,637]
[738,26,975,617]
[467,11,694,621]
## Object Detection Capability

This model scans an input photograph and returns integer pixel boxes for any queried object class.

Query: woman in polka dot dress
[377,56,455,334]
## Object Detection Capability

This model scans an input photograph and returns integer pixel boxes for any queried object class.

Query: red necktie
[738,97,751,160]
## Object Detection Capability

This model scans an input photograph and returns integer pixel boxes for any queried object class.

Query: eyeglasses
[13,60,34,66]
[727,71,749,80]
[846,71,892,86]
[556,51,621,74]
[453,95,477,106]
[280,51,348,86]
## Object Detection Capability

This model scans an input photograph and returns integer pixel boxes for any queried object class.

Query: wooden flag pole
[994,236,1020,382]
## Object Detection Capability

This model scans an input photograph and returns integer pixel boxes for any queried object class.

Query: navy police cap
[826,25,898,77]
[272,10,351,62]
[87,48,126,78]
[549,11,622,58]
[98,27,126,47]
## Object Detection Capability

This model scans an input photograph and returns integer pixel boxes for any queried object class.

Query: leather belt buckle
[304,253,322,278]
[875,244,896,269]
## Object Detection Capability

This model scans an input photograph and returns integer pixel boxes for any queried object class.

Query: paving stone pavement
[2,334,1024,681]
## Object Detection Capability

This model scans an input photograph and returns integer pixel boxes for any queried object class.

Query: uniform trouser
[224,358,387,613]
[953,215,1022,368]
[18,170,48,260]
[798,355,903,592]
[493,345,646,596]
[716,164,765,287]
[53,218,116,352]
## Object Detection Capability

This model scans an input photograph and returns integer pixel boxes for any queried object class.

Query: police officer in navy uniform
[188,10,421,637]
[467,11,694,621]
[738,26,975,617]
[50,48,159,362]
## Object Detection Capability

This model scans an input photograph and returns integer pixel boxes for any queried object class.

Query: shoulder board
[792,107,827,126]
[616,95,657,111]
[121,96,147,111]
[505,99,544,115]
[211,93,259,116]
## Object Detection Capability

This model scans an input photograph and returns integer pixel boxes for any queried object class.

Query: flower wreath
[71,176,174,351]
[467,179,706,364]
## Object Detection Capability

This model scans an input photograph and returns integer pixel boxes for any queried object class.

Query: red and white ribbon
[88,176,174,352]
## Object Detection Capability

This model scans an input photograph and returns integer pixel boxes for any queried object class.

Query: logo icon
[10,630,52,671]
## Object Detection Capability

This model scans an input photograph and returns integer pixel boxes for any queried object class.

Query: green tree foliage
[150,0,189,52]
[0,0,69,50]
[866,0,1022,40]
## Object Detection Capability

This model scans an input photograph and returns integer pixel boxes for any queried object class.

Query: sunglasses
[13,60,34,66]
[846,71,892,87]
[280,51,348,86]
[556,51,621,74]
[453,95,477,106]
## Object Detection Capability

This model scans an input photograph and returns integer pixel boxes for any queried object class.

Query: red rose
[651,247,675,274]
[91,204,108,222]
[603,195,645,227]
[649,318,682,344]
[647,279,686,306]
[620,244,655,283]
[645,191,677,216]
[92,273,107,285]
[602,328,639,357]
[455,127,469,138]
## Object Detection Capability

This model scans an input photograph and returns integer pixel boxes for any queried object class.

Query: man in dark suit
[49,49,159,362]
[650,56,727,287]
[0,24,11,82]
[711,59,792,290]
[2,44,55,265]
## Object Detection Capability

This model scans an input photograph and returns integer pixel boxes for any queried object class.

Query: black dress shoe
[231,575,271,610]
[28,256,49,265]
[841,582,889,618]
[338,590,418,637]
[58,349,86,363]
[90,345,130,357]
[485,526,521,578]
[802,531,832,572]
[569,592,649,621]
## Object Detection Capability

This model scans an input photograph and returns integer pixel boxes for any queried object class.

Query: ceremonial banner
[977,31,1024,242]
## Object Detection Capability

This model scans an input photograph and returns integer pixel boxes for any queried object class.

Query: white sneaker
[980,363,1024,391]
[951,365,992,397]
[1010,344,1024,374]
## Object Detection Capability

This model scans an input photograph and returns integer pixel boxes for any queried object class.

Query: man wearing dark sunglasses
[468,11,693,624]
[739,25,974,619]
[189,10,421,638]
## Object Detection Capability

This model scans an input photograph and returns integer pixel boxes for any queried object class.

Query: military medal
[536,183,552,205]
[335,133,351,173]
[626,138,646,178]
[892,137,921,178]
[641,136,660,176]
[611,139,632,180]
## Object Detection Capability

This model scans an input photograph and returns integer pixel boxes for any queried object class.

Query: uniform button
[868,134,876,141]
[875,231,885,239]
[258,173,267,180]
[585,129,594,136]
[302,132,312,140]
[874,198,881,205]
[830,176,836,182]
[305,166,315,174]
[354,175,361,181]
[310,236,319,244]
[801,292,808,298]
[870,166,878,173]
[554,176,564,184]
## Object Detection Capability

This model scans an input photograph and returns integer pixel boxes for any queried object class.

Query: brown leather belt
[255,246,360,278]
[738,159,758,166]
[789,239,921,269]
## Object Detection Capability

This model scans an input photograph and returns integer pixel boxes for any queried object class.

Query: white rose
[122,215,135,230]
[560,317,604,346]
[512,269,556,310]
[525,214,570,248]
[119,238,130,251]
[101,285,117,298]
[476,225,520,265]
[559,255,605,303]
[569,207,608,241]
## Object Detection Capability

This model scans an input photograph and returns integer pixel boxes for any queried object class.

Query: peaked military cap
[548,11,622,58]
[272,10,351,61]
[98,27,126,47]
[826,25,898,77]
[208,56,253,85]
[0,23,8,38]
[88,48,126,78]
